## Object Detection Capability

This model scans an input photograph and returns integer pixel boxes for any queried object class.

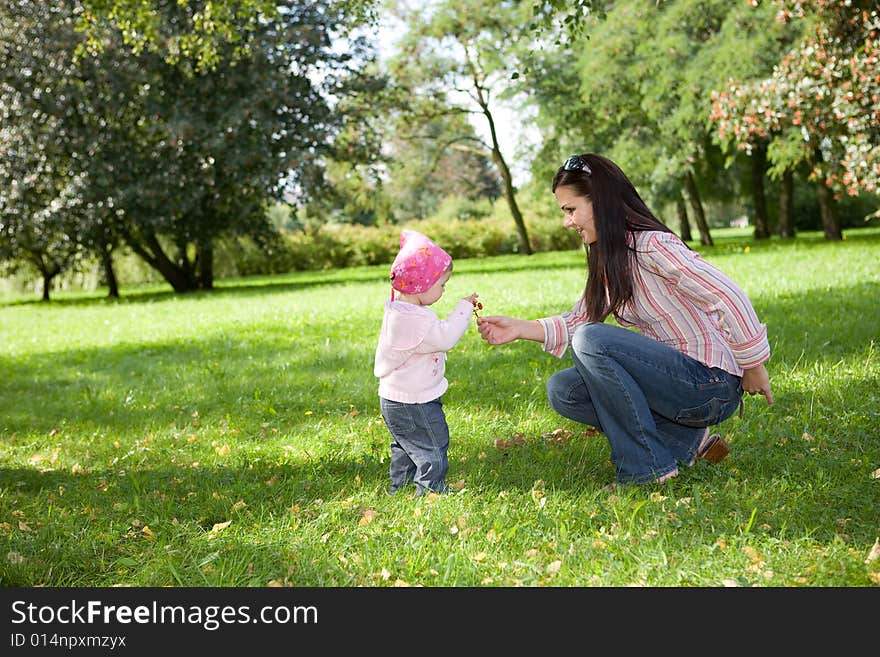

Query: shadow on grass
[2,402,879,586]
[2,276,878,441]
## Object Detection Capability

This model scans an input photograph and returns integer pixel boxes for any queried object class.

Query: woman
[477,153,773,486]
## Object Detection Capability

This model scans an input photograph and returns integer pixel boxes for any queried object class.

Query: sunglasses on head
[562,154,591,175]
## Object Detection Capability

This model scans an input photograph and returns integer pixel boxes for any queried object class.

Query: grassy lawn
[1,227,878,587]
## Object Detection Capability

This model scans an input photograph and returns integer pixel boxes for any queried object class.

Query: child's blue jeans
[546,322,743,484]
[379,397,450,495]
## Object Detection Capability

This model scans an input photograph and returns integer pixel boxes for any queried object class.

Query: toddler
[374,230,479,495]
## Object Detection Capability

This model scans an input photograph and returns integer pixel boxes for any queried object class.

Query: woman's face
[555,185,596,244]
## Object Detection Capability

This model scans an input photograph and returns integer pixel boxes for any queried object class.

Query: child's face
[420,270,452,306]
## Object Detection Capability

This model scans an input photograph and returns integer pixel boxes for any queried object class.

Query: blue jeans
[379,397,451,495]
[546,323,743,484]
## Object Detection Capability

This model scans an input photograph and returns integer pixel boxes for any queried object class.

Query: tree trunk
[675,193,692,242]
[778,169,795,238]
[683,171,713,246]
[464,46,532,255]
[493,148,532,254]
[120,226,198,292]
[196,238,214,290]
[33,256,60,301]
[101,246,119,298]
[41,275,52,301]
[751,141,770,239]
[815,178,842,240]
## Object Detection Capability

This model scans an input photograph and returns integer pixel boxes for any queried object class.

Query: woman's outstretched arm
[476,316,545,345]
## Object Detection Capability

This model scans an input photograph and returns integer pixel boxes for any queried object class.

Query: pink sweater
[537,231,770,376]
[374,298,474,403]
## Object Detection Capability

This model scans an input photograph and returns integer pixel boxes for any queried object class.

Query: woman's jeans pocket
[674,369,742,427]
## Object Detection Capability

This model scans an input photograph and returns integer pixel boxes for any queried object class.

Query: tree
[0,108,84,300]
[527,0,808,244]
[1,2,94,299]
[385,0,534,253]
[2,1,377,293]
[76,1,297,71]
[376,113,502,223]
[709,1,880,240]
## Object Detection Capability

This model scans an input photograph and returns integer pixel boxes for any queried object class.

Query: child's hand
[464,293,482,317]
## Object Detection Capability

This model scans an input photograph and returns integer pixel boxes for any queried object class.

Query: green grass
[1,228,879,587]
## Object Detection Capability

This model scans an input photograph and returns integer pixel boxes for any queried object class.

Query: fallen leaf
[210,520,232,533]
[542,428,573,444]
[547,560,562,574]
[448,479,466,491]
[141,526,154,539]
[215,444,231,457]
[266,579,285,587]
[871,468,880,480]
[359,509,378,526]
[865,538,880,564]
[743,545,762,563]
[17,521,31,532]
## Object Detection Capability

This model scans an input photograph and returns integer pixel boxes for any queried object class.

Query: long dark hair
[552,153,675,322]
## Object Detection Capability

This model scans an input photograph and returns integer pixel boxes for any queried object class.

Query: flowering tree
[709,0,879,239]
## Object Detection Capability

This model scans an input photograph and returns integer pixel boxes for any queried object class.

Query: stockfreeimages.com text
[10,600,317,631]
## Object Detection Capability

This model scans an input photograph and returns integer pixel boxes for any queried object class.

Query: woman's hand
[477,316,544,345]
[742,364,773,406]
[476,315,519,345]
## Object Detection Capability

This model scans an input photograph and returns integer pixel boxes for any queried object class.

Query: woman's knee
[546,368,580,411]
[571,322,617,357]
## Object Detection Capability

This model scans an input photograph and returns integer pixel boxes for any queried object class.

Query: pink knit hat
[389,230,452,298]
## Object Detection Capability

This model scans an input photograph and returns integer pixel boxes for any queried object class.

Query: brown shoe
[697,433,729,464]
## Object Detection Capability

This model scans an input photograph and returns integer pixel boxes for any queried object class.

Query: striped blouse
[537,230,770,376]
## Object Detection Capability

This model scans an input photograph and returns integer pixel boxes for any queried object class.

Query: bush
[222,202,581,276]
